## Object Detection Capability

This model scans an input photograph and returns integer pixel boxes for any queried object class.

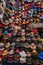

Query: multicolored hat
[2,50,8,56]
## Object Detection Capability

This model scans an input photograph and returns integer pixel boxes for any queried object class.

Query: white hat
[8,50,14,55]
[20,51,27,57]
[20,57,26,63]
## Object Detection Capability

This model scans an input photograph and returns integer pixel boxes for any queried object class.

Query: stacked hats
[20,51,27,63]
[0,0,43,64]
[14,49,20,63]
[0,42,4,52]
[7,50,14,63]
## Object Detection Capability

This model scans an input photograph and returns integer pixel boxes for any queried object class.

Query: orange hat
[22,21,26,25]
[15,21,19,24]
[26,21,29,24]
[25,3,30,7]
[2,50,8,56]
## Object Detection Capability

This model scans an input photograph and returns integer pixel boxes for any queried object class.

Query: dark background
[38,28,43,38]
[2,62,32,65]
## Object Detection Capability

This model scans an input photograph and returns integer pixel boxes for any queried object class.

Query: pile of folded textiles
[0,0,43,65]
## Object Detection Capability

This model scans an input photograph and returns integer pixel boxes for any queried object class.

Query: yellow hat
[22,21,26,25]
[2,50,8,55]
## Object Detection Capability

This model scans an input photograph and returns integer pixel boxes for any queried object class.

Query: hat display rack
[0,0,43,65]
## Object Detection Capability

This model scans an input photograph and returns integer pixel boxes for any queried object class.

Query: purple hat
[40,15,43,19]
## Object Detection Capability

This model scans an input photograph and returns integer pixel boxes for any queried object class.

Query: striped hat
[0,42,4,51]
[11,42,15,47]
[8,50,14,57]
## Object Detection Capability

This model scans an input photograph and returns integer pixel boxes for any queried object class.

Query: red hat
[14,15,16,19]
[0,23,2,28]
[33,28,38,33]
[15,49,20,54]
[25,3,30,7]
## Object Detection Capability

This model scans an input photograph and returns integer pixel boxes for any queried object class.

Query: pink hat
[15,49,20,54]
[24,11,28,15]
[33,28,38,33]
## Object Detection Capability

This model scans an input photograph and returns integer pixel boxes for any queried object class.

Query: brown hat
[32,50,38,56]
[26,52,31,57]
[24,43,29,49]
[37,15,40,18]
[3,35,9,40]
[3,25,9,29]
[5,42,10,48]
[20,36,26,41]
[2,20,9,25]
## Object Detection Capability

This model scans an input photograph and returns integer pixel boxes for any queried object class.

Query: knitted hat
[3,35,8,40]
[20,57,26,63]
[2,50,8,56]
[8,33,12,37]
[19,42,24,47]
[33,28,38,33]
[30,43,36,50]
[2,20,9,25]
[20,51,26,57]
[26,52,31,57]
[24,43,29,48]
[20,36,26,41]
[40,15,43,19]
[32,50,38,56]
[0,42,4,51]
[5,42,10,48]
[11,42,15,47]
[15,49,20,54]
[0,23,2,28]
[26,37,31,43]
[3,25,9,29]
[13,7,18,11]
[8,50,14,56]
[3,30,8,35]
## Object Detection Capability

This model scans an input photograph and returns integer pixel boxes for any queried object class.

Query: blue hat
[19,42,24,47]
[33,5,37,10]
[37,8,41,12]
[3,30,8,35]
[38,52,43,60]
[13,7,18,11]
[18,3,21,7]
